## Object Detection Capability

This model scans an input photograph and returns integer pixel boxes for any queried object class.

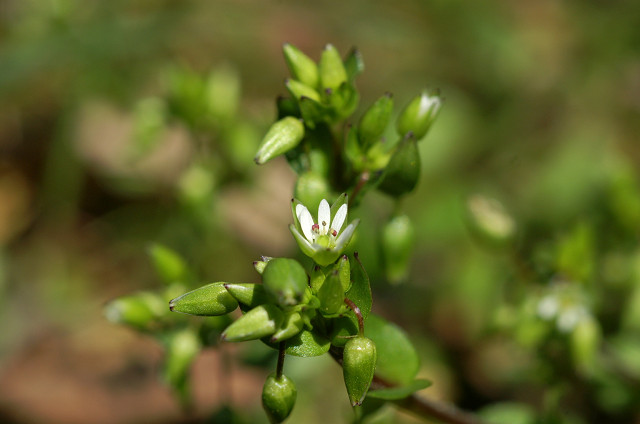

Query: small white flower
[290,195,359,266]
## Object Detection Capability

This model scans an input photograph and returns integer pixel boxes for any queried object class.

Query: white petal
[297,205,314,241]
[330,204,347,234]
[318,199,330,230]
[334,220,358,249]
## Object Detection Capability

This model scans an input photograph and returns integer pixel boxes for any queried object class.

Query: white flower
[290,195,359,266]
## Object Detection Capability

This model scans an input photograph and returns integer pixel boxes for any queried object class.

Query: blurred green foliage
[1,0,640,423]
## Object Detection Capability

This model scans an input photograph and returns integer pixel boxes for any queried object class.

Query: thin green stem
[276,342,286,379]
[344,297,364,336]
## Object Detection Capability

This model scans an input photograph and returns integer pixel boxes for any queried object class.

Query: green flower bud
[381,214,415,284]
[318,270,345,316]
[310,266,326,294]
[283,43,319,88]
[358,93,393,150]
[285,78,321,102]
[294,172,331,216]
[255,117,305,165]
[223,283,272,309]
[262,258,308,307]
[343,336,377,406]
[396,92,441,141]
[270,311,305,342]
[335,254,351,292]
[343,48,364,82]
[319,44,348,91]
[377,136,421,197]
[222,304,284,342]
[262,373,297,423]
[253,256,274,275]
[104,292,165,330]
[169,283,238,316]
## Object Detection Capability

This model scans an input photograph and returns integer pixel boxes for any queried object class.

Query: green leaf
[284,330,330,357]
[366,379,432,400]
[346,252,372,320]
[364,314,419,385]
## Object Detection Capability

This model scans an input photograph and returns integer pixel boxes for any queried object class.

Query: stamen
[322,221,327,227]
[312,223,320,233]
[331,229,338,237]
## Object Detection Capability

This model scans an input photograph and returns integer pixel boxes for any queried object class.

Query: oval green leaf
[364,314,419,385]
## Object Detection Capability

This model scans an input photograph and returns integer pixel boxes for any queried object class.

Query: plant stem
[344,297,364,336]
[349,171,370,207]
[276,342,286,379]
[329,347,485,424]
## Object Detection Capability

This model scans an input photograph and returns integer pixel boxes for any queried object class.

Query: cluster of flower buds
[167,197,377,421]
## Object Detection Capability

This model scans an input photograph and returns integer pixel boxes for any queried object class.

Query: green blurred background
[1,0,639,423]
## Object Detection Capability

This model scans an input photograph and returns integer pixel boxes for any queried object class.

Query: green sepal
[223,283,272,309]
[396,91,441,141]
[255,117,305,165]
[318,270,346,316]
[334,254,351,292]
[343,336,377,407]
[326,81,359,120]
[276,96,301,119]
[222,304,284,342]
[283,43,319,88]
[310,266,326,294]
[286,78,321,102]
[364,314,419,385]
[346,252,372,321]
[168,282,238,316]
[343,48,364,82]
[345,125,365,171]
[270,311,305,343]
[319,44,348,91]
[358,93,394,150]
[298,96,329,129]
[253,256,273,275]
[262,373,297,423]
[148,244,190,285]
[377,135,420,197]
[381,214,415,284]
[366,379,432,400]
[262,258,309,307]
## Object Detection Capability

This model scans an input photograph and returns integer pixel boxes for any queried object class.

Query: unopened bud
[319,44,347,91]
[283,43,319,88]
[262,373,297,423]
[262,258,309,307]
[343,336,377,406]
[358,93,393,150]
[104,292,165,329]
[169,283,238,316]
[377,136,421,197]
[318,270,345,315]
[396,92,441,141]
[285,78,320,102]
[223,283,272,309]
[255,117,305,165]
[253,256,274,275]
[221,304,284,342]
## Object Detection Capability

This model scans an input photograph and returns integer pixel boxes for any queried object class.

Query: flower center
[310,220,338,246]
